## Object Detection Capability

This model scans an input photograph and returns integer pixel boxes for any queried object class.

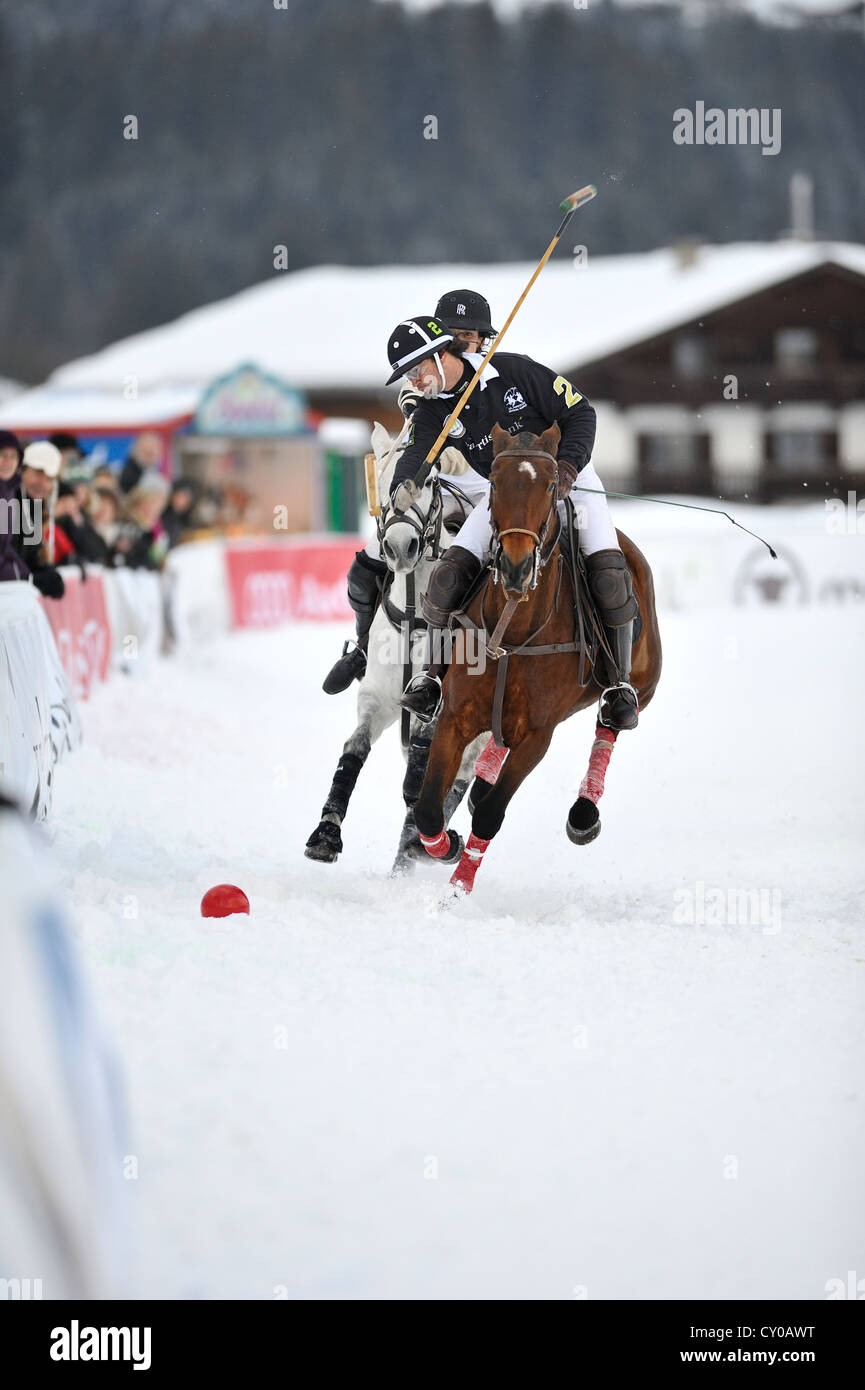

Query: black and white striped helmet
[385,316,454,385]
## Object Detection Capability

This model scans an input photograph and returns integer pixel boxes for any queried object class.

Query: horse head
[489,423,561,597]
[371,421,443,575]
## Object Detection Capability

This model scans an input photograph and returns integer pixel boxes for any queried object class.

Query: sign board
[194,363,307,437]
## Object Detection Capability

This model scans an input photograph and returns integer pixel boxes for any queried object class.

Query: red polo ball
[201,884,250,918]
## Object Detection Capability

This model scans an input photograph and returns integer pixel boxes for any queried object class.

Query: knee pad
[347,549,387,617]
[421,546,481,626]
[585,548,638,626]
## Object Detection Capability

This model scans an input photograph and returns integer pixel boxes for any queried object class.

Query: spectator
[63,456,95,512]
[0,429,30,583]
[5,439,66,597]
[160,477,198,549]
[113,472,170,570]
[52,481,111,565]
[92,465,119,492]
[119,432,163,496]
[49,431,86,475]
[88,486,123,553]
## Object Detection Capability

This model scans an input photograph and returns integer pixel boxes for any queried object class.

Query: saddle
[455,499,641,690]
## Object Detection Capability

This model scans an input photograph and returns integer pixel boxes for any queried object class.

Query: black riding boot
[585,548,640,732]
[322,550,388,694]
[399,545,481,721]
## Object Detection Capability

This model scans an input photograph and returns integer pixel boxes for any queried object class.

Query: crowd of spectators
[0,430,201,600]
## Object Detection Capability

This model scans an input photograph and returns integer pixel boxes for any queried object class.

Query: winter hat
[49,432,83,458]
[63,458,94,486]
[22,441,62,479]
[0,429,23,464]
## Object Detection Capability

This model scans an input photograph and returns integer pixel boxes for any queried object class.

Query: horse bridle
[377,477,445,566]
[489,448,561,592]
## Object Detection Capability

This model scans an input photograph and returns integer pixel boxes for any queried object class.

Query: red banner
[38,568,111,700]
[225,540,360,626]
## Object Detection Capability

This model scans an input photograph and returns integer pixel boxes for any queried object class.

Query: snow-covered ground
[44,581,864,1299]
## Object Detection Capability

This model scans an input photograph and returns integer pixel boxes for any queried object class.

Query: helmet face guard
[386,317,454,385]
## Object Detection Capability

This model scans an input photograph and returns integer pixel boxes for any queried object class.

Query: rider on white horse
[385,317,641,733]
[322,290,496,696]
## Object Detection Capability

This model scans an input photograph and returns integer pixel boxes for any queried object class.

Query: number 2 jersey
[390,351,597,493]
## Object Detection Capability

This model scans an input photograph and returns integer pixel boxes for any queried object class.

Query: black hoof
[441,829,464,863]
[304,820,343,862]
[467,775,493,815]
[566,797,601,846]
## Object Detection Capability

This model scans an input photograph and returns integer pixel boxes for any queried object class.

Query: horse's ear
[491,423,512,455]
[371,421,392,459]
[539,423,561,457]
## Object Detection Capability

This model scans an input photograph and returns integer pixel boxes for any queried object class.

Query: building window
[638,432,711,492]
[774,328,818,370]
[672,331,708,379]
[769,430,826,475]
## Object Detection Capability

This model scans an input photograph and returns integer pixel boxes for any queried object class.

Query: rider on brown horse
[385,319,640,733]
[322,290,497,696]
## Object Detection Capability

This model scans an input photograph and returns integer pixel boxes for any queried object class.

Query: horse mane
[370,423,471,491]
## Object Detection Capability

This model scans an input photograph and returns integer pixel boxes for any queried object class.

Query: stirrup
[399,673,443,723]
[598,681,639,732]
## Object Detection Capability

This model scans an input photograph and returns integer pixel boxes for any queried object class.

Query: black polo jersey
[390,351,596,494]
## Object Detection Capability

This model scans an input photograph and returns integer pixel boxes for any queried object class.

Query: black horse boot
[585,548,640,731]
[322,550,388,694]
[399,545,481,721]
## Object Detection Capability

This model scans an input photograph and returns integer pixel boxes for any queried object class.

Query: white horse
[305,423,489,874]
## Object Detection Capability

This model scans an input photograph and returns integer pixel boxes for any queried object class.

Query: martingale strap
[454,555,584,747]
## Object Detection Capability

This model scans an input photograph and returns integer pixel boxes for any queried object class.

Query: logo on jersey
[448,419,466,438]
[504,386,527,413]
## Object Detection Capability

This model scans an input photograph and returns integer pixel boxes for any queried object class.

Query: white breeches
[364,466,491,561]
[452,460,620,562]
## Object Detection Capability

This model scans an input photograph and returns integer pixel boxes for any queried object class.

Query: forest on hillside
[0,0,862,380]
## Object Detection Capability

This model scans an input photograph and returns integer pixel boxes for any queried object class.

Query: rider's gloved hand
[397,385,424,419]
[556,458,578,501]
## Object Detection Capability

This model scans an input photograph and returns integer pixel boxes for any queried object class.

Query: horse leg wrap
[419,825,455,859]
[449,832,491,895]
[474,736,509,785]
[578,725,617,805]
[402,734,432,807]
[322,751,366,820]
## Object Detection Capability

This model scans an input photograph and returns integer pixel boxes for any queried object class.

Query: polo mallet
[393,184,597,511]
[365,414,413,517]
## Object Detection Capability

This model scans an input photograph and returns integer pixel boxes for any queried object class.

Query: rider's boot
[585,548,640,732]
[399,546,481,721]
[322,550,388,694]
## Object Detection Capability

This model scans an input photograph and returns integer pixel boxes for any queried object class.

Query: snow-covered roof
[0,384,200,432]
[6,241,865,429]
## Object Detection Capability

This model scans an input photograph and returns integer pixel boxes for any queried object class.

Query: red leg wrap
[419,826,451,859]
[449,832,490,894]
[578,725,617,805]
[474,736,509,784]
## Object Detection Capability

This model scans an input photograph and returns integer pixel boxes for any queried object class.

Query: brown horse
[413,423,662,895]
